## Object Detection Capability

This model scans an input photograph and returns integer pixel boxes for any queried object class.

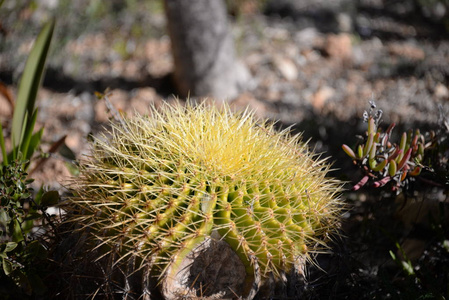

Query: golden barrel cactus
[66,102,343,298]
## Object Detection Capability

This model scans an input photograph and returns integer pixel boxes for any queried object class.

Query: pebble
[273,56,298,81]
[324,33,353,61]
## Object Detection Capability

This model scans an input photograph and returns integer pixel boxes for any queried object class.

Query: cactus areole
[67,102,343,295]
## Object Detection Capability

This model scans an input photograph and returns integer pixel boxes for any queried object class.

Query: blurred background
[1,0,448,169]
[1,1,449,298]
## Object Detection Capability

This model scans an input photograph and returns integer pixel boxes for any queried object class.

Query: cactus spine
[67,102,343,294]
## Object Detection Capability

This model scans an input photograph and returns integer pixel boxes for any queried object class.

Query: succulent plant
[342,101,430,191]
[66,102,343,297]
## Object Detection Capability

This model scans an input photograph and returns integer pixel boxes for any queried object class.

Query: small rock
[294,27,321,50]
[311,86,335,111]
[324,33,353,62]
[130,87,164,114]
[263,27,290,41]
[387,43,425,61]
[64,133,84,154]
[230,92,268,118]
[273,56,298,81]
[434,83,449,99]
[144,38,174,77]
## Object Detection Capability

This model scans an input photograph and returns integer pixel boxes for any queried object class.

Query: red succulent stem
[352,175,369,191]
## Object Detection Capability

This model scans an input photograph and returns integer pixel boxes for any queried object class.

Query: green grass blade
[20,109,39,160]
[26,128,44,162]
[0,122,7,166]
[11,18,55,148]
[12,110,29,161]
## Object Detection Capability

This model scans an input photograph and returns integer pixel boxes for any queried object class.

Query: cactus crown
[67,102,343,281]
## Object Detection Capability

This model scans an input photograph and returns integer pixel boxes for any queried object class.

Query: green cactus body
[67,102,342,286]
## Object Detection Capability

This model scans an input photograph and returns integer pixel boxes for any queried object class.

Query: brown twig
[29,135,67,175]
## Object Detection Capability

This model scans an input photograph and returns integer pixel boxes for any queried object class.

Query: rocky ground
[1,0,448,189]
[1,1,449,298]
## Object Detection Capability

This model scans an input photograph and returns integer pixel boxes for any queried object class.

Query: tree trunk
[164,0,250,100]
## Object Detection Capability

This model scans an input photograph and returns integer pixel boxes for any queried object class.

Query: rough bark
[161,234,260,300]
[164,0,250,100]
[160,231,306,300]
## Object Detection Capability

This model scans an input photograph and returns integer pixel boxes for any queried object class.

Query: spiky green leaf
[11,19,54,148]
